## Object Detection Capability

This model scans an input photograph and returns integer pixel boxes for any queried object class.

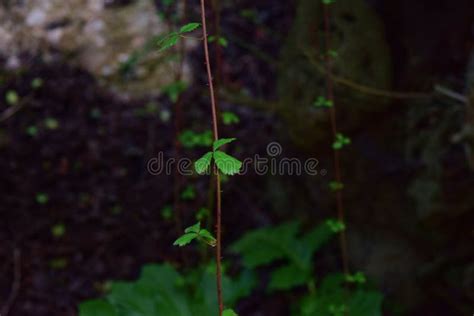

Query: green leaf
[269,264,310,291]
[223,309,238,316]
[179,23,201,33]
[196,207,210,221]
[314,96,333,108]
[322,0,336,4]
[332,133,351,150]
[181,185,196,200]
[231,221,301,268]
[326,219,346,233]
[158,33,179,51]
[79,299,118,316]
[345,272,366,284]
[329,181,344,191]
[184,222,201,234]
[195,151,213,174]
[209,36,229,47]
[173,233,197,247]
[213,138,237,151]
[198,229,216,247]
[180,130,213,148]
[214,151,242,175]
[222,112,240,125]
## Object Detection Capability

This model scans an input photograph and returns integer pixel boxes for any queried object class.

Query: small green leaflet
[174,222,216,247]
[184,222,201,234]
[173,233,197,247]
[222,111,240,125]
[314,96,333,108]
[209,35,229,47]
[326,219,346,233]
[322,0,336,4]
[329,181,344,191]
[194,138,242,175]
[180,22,201,33]
[158,33,179,52]
[157,23,200,52]
[345,271,366,284]
[223,309,238,316]
[181,185,196,200]
[195,152,213,174]
[332,133,351,150]
[213,138,236,151]
[214,151,242,175]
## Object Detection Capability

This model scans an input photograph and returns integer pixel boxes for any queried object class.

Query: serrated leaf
[223,309,238,316]
[185,222,201,234]
[214,151,242,175]
[195,151,213,174]
[173,233,197,247]
[179,23,201,33]
[213,138,237,151]
[79,299,118,316]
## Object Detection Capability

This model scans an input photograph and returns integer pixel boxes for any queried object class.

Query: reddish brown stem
[323,3,349,276]
[200,0,224,315]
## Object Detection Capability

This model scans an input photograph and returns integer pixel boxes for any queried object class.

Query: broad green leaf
[179,23,201,33]
[195,152,213,174]
[213,138,237,151]
[214,151,242,175]
[79,263,256,316]
[185,222,201,234]
[268,264,310,291]
[79,299,118,316]
[173,233,197,247]
[231,221,300,268]
[223,309,238,316]
[158,33,179,51]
